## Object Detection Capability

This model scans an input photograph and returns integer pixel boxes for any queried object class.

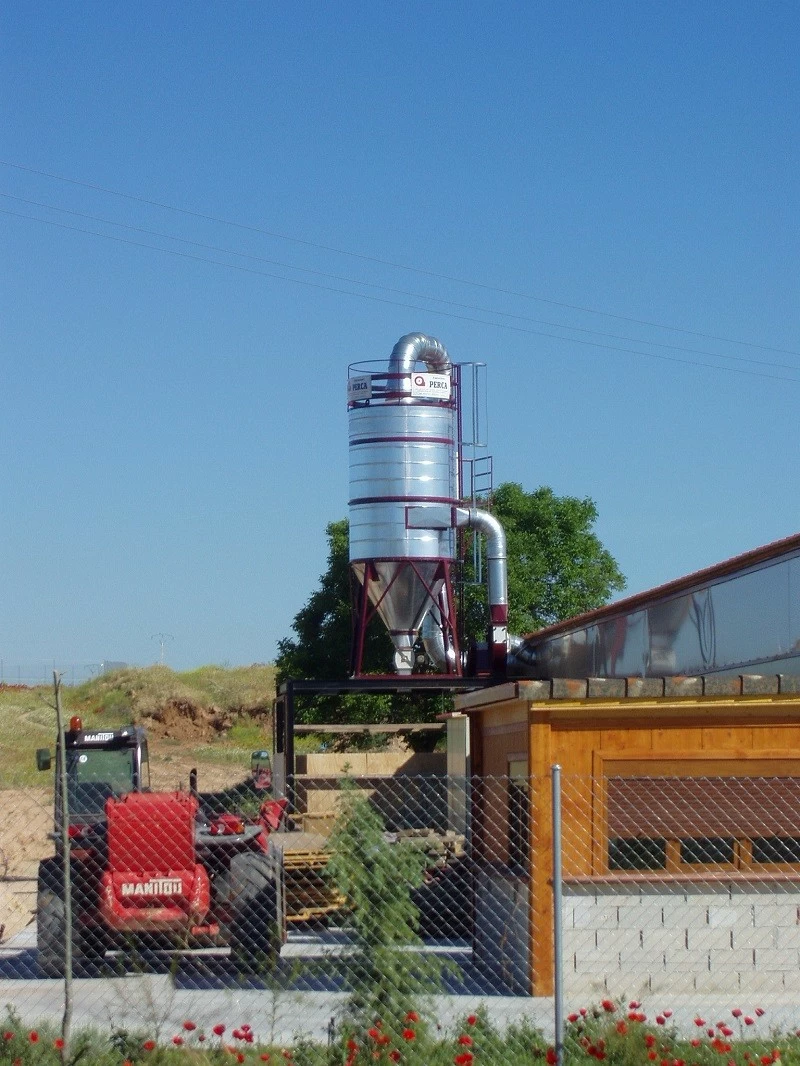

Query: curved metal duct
[454,506,508,676]
[389,332,451,375]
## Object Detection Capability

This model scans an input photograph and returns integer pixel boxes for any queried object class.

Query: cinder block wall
[564,884,800,996]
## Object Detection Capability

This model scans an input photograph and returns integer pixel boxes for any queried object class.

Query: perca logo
[410,372,451,399]
[83,732,114,742]
[121,879,183,897]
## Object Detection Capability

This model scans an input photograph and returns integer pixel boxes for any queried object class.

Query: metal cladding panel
[510,546,800,679]
[349,400,458,562]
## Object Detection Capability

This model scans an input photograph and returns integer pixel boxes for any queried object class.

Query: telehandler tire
[229,851,281,975]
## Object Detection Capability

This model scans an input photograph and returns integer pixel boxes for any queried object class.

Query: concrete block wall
[563,884,800,996]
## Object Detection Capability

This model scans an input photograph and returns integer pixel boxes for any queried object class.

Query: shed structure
[454,674,800,998]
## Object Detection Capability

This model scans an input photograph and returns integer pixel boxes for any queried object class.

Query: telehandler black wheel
[37,859,67,978]
[36,858,107,977]
[229,850,282,974]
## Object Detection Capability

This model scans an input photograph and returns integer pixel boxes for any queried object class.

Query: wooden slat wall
[608,776,800,836]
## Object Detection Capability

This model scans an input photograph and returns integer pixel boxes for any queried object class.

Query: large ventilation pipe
[389,332,451,376]
[410,504,509,676]
[455,506,508,676]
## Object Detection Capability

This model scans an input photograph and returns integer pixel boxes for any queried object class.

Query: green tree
[325,780,449,1033]
[460,483,625,638]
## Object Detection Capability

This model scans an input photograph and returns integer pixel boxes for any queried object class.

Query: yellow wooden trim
[528,717,553,996]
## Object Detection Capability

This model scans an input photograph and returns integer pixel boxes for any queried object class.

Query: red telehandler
[36,716,285,977]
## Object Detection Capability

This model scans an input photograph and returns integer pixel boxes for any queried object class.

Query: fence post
[551,764,564,1066]
[54,673,73,1061]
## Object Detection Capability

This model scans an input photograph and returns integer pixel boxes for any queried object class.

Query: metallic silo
[348,333,461,675]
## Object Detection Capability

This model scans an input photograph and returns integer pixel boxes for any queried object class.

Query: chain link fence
[2,770,800,1061]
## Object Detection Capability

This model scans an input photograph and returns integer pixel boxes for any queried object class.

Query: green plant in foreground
[324,778,453,1039]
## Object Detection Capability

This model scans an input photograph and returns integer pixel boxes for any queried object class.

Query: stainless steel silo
[348,333,461,675]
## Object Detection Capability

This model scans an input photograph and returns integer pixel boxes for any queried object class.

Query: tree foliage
[325,780,449,1030]
[460,483,625,638]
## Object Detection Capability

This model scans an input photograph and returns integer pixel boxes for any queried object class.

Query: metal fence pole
[551,764,564,1066]
[54,673,73,1061]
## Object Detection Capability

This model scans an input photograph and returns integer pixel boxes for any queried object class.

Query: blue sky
[2,1,799,672]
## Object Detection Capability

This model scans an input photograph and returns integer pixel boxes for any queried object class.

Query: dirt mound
[139,698,236,741]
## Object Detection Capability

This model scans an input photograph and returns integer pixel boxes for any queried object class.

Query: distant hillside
[0,664,277,788]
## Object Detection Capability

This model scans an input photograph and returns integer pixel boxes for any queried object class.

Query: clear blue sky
[2,1,799,672]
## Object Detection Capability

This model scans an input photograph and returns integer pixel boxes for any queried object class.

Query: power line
[2,158,798,359]
[4,191,799,376]
[4,206,799,386]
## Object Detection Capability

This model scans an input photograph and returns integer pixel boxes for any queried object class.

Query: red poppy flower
[656,1015,666,1025]
[213,1024,226,1036]
[2,1032,13,1041]
[695,1019,705,1027]
[732,1009,743,1018]
[546,1048,558,1065]
[28,1033,39,1044]
[237,1054,245,1065]
[183,1020,197,1031]
[53,1038,65,1050]
[172,1036,183,1046]
[402,1028,416,1041]
[645,1035,656,1048]
[142,1040,156,1051]
[389,1053,401,1063]
[261,1057,271,1063]
[458,1034,473,1046]
[648,1053,657,1062]
[567,1013,580,1023]
[466,1014,478,1026]
[454,1054,474,1066]
[601,999,615,1012]
[756,1008,766,1018]
[405,1011,420,1023]
[745,1017,755,1026]
[616,1021,628,1035]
